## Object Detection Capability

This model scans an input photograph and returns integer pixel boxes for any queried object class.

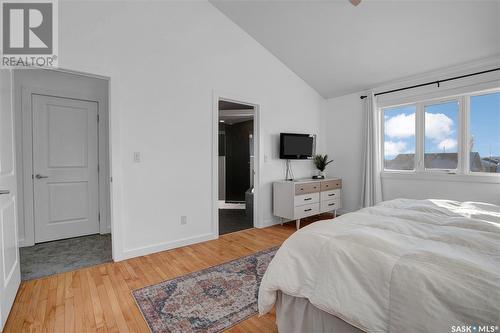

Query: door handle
[35,174,49,179]
[0,189,10,195]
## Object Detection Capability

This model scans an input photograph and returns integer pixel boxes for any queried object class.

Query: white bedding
[258,199,500,333]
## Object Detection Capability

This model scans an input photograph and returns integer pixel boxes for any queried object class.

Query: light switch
[133,152,141,163]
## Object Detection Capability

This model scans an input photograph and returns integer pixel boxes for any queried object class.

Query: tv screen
[280,133,314,159]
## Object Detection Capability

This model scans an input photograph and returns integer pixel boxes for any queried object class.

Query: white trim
[212,90,262,237]
[460,95,469,174]
[117,233,217,261]
[381,171,500,184]
[39,67,111,81]
[258,219,281,229]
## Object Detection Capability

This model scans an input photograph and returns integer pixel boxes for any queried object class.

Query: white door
[0,70,21,330]
[32,95,99,243]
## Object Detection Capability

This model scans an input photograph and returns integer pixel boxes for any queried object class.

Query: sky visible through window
[384,92,500,161]
[384,106,416,160]
[470,92,500,159]
[424,101,458,155]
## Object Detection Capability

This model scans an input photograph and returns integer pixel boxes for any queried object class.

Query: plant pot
[312,170,325,179]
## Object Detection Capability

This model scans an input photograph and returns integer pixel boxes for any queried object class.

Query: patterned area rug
[132,246,278,333]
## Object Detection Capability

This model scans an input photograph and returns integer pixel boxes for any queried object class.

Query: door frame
[14,69,111,247]
[0,69,21,331]
[211,90,262,236]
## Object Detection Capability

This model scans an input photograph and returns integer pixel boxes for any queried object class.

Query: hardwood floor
[4,214,333,332]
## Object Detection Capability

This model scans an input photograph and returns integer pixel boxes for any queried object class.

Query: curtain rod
[359,67,500,99]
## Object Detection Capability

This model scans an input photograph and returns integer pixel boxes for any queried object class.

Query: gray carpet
[20,234,112,281]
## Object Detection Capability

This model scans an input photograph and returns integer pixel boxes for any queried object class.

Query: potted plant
[312,154,333,179]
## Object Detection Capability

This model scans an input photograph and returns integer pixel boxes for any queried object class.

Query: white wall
[324,93,364,213]
[325,62,500,213]
[382,177,500,205]
[58,1,324,260]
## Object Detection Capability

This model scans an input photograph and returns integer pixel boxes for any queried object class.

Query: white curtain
[360,92,383,207]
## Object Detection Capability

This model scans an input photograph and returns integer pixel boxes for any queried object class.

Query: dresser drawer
[294,203,320,219]
[320,189,340,202]
[295,182,320,195]
[320,179,342,191]
[294,192,319,206]
[320,199,341,213]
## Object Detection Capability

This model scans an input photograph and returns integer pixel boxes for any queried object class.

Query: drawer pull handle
[328,193,335,196]
[300,188,304,190]
[304,198,312,201]
[304,208,312,212]
[328,203,335,206]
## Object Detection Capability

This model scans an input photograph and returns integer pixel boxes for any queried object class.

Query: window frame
[380,87,500,181]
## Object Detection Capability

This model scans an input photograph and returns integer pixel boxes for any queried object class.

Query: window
[424,101,459,170]
[384,106,416,170]
[470,92,500,173]
[381,88,500,176]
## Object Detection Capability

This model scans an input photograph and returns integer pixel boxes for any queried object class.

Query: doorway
[32,95,100,242]
[218,100,255,235]
[13,69,111,280]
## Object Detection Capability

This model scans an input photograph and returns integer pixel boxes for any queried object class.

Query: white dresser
[273,178,342,230]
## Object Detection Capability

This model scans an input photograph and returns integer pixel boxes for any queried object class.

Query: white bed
[259,199,500,333]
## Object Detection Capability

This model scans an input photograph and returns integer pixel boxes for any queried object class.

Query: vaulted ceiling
[211,0,500,98]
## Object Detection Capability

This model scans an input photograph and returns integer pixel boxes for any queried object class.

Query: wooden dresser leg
[296,219,300,230]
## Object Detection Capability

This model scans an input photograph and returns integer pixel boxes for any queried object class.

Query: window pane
[424,101,459,169]
[384,105,416,170]
[470,92,500,173]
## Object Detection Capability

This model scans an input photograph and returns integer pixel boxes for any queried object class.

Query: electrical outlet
[133,152,141,163]
[180,216,187,225]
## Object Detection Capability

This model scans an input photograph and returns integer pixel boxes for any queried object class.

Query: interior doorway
[218,100,255,235]
[13,68,112,280]
[32,95,100,243]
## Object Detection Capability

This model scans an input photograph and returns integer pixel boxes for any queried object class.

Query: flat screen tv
[280,133,314,159]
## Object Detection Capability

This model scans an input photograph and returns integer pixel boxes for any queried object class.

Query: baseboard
[116,232,218,261]
[336,208,349,215]
[256,218,281,228]
[100,226,111,235]
[18,238,34,248]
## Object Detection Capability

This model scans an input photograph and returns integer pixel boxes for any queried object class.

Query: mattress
[259,199,500,333]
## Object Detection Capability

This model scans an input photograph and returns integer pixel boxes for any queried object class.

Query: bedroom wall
[325,61,500,213]
[324,92,365,213]
[57,0,324,260]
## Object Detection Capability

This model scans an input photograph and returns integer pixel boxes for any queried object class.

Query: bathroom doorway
[218,100,255,235]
